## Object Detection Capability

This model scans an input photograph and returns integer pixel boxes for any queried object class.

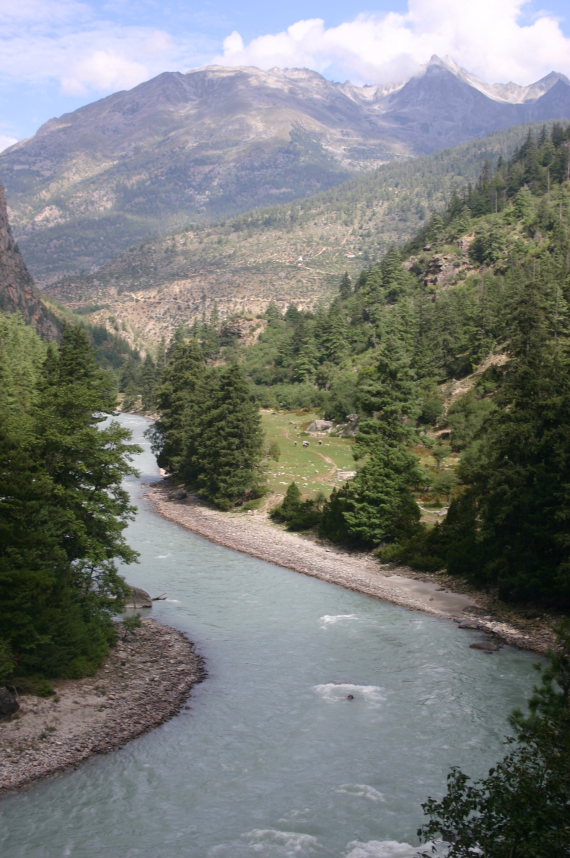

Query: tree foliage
[151,337,264,509]
[0,320,139,679]
[418,626,570,857]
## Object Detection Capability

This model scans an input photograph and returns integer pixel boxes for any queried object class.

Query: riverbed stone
[469,640,501,652]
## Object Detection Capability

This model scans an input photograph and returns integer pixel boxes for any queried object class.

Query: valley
[44,123,542,347]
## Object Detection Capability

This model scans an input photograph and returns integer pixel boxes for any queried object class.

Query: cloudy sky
[1,0,569,150]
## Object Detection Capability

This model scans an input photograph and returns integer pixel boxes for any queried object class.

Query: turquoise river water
[0,414,541,858]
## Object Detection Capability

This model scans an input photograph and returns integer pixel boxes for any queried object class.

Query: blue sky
[1,0,570,150]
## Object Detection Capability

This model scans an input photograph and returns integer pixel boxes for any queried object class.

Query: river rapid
[0,414,541,858]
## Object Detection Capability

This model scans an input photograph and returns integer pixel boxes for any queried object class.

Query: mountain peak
[2,61,569,287]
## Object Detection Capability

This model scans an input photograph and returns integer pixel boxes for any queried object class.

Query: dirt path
[315,450,338,479]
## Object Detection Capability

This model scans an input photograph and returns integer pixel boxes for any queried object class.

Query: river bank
[148,481,557,654]
[0,619,205,796]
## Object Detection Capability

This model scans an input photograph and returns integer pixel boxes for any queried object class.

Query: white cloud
[0,0,87,22]
[0,2,215,98]
[0,0,568,109]
[61,50,150,95]
[0,134,18,152]
[217,0,570,85]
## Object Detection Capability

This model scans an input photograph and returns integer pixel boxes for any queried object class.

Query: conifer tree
[0,324,139,677]
[339,272,352,300]
[192,364,264,509]
[321,445,421,547]
[151,333,205,473]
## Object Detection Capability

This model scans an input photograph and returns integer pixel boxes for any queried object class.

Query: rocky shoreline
[0,619,205,796]
[148,481,558,655]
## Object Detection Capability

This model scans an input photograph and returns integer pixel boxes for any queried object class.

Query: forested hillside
[153,122,570,609]
[0,319,139,685]
[44,122,539,347]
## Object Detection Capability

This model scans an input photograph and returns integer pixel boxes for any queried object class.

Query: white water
[0,414,540,858]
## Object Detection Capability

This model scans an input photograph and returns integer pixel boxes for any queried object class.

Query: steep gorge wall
[0,186,59,339]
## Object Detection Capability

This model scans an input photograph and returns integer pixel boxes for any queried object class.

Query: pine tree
[140,354,159,412]
[151,335,205,473]
[192,364,264,509]
[36,325,139,580]
[339,272,352,300]
[321,444,421,547]
[356,333,419,449]
[0,324,140,677]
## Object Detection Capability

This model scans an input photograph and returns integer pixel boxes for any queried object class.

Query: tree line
[148,124,570,610]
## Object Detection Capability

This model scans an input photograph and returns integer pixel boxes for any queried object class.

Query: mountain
[1,59,569,286]
[0,186,59,339]
[43,123,552,348]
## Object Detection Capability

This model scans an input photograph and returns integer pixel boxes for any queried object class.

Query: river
[0,414,540,858]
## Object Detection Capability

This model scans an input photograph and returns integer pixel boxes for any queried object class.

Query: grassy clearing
[260,411,456,524]
[261,410,355,501]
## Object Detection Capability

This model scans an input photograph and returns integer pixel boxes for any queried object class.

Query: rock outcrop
[0,687,19,721]
[0,185,59,339]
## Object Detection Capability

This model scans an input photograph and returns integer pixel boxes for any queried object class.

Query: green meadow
[261,410,355,500]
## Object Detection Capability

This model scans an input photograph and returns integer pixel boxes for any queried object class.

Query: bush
[271,483,325,531]
[377,526,446,573]
[270,481,303,523]
[447,391,496,451]
[13,675,55,697]
[123,613,142,635]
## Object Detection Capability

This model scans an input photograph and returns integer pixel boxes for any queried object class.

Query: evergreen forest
[150,123,570,611]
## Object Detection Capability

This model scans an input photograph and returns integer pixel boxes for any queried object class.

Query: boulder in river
[470,640,501,653]
[458,620,481,630]
[125,587,153,609]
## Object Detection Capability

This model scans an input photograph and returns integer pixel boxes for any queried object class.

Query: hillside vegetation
[150,122,570,610]
[44,123,542,348]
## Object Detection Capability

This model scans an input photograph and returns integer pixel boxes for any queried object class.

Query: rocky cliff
[0,186,59,339]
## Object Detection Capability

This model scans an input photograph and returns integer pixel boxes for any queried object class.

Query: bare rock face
[0,687,19,721]
[0,186,59,339]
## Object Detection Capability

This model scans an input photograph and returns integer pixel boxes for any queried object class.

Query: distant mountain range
[1,57,569,286]
[43,123,554,348]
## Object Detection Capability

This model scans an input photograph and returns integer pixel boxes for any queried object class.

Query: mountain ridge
[44,122,559,348]
[1,59,569,286]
